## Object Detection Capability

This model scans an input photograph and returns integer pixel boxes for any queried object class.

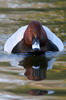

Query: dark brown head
[23,21,48,52]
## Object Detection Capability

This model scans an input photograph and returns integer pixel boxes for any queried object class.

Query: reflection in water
[28,89,47,95]
[28,89,55,96]
[19,55,55,81]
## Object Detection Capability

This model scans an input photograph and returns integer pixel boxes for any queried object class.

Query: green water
[0,0,66,100]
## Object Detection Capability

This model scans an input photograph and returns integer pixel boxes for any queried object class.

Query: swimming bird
[4,21,64,54]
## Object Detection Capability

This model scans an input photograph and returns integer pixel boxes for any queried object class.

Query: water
[0,0,66,100]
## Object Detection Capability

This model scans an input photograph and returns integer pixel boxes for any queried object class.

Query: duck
[4,20,64,54]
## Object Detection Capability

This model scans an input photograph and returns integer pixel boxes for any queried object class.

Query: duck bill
[32,38,40,52]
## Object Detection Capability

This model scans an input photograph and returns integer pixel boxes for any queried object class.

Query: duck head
[23,21,48,53]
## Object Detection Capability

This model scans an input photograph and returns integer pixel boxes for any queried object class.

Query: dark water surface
[0,0,66,100]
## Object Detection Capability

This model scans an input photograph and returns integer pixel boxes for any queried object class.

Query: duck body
[4,21,64,54]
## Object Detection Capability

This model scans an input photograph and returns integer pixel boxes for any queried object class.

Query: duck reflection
[28,89,47,95]
[19,55,55,81]
[28,89,54,95]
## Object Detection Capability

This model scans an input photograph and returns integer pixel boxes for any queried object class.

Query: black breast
[12,40,32,53]
[45,39,59,51]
